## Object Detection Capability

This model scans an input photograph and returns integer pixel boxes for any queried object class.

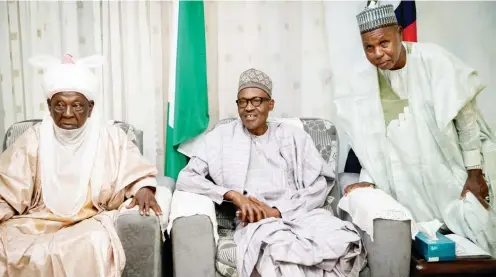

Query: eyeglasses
[236,97,271,108]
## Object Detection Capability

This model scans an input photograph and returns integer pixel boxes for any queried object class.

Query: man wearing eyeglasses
[176,68,365,277]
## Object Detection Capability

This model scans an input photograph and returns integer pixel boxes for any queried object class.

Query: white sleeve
[454,101,482,169]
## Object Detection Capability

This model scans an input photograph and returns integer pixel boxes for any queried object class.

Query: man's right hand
[224,191,267,226]
[344,182,374,196]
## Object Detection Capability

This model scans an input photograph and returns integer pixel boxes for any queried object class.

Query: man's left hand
[127,187,163,216]
[461,169,489,209]
[248,197,281,218]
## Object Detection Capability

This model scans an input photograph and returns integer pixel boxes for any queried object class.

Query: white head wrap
[29,54,104,100]
[30,53,104,217]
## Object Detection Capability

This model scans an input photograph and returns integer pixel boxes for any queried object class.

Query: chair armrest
[168,191,218,277]
[172,215,217,277]
[116,211,163,277]
[338,173,413,277]
[343,211,411,277]
[366,219,411,277]
[115,177,174,277]
[167,191,217,239]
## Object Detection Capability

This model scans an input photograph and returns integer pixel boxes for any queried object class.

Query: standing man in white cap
[176,68,366,277]
[335,1,496,256]
[0,54,162,276]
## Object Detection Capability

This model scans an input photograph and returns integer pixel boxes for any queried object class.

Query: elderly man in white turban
[335,2,496,256]
[175,68,366,277]
[0,54,162,276]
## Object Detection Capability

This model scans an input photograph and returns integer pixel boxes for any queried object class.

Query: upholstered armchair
[2,119,170,277]
[170,118,412,277]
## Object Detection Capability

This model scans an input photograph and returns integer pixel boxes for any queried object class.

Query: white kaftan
[177,120,366,277]
[335,42,496,256]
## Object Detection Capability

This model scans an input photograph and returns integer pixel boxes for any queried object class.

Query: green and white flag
[165,0,209,179]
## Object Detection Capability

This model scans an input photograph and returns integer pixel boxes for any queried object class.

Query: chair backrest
[213,118,340,216]
[2,119,144,154]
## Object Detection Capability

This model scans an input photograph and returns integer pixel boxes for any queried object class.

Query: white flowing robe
[335,42,496,256]
[176,120,366,277]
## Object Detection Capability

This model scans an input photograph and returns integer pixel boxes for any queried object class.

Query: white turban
[29,54,104,101]
[30,54,104,217]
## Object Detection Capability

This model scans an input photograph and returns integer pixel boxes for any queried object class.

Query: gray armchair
[2,119,166,277]
[171,118,412,277]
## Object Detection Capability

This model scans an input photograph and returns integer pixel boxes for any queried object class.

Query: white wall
[417,1,496,129]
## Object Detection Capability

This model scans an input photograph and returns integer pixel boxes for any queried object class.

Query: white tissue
[417,219,443,240]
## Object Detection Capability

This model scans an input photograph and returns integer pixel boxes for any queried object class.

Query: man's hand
[224,191,267,226]
[248,197,281,218]
[344,182,374,196]
[461,169,489,209]
[126,187,163,216]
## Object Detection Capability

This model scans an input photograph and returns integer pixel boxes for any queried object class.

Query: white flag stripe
[167,0,179,128]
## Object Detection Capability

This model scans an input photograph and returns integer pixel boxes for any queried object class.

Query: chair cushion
[215,228,238,277]
[301,119,337,168]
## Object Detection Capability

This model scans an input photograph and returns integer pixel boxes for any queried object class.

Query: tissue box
[413,232,456,262]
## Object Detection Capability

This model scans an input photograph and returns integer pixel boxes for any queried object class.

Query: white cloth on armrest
[118,182,173,242]
[167,190,219,244]
[338,187,418,241]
